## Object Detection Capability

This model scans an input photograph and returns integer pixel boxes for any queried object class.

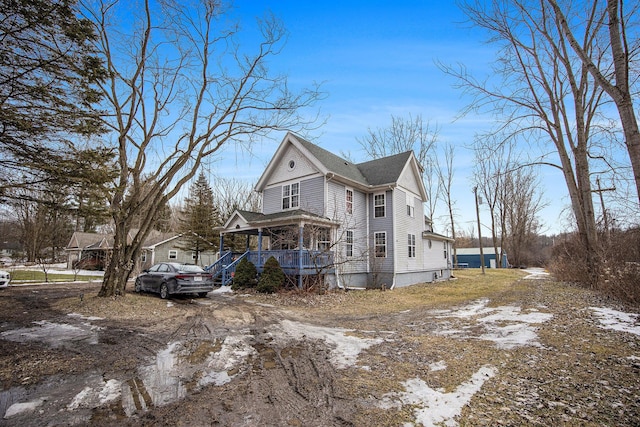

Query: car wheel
[198,292,208,298]
[134,279,142,293]
[160,283,169,299]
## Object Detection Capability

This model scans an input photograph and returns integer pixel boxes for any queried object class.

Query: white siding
[394,188,425,274]
[270,144,321,185]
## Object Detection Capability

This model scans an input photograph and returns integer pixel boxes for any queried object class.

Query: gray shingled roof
[237,209,329,223]
[294,135,412,187]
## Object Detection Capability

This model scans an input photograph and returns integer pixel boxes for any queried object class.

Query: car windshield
[178,264,205,273]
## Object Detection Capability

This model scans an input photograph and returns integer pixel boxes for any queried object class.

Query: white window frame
[374,193,385,218]
[168,250,178,260]
[346,188,353,215]
[317,228,331,251]
[346,230,353,257]
[408,234,416,258]
[406,193,415,217]
[282,182,300,210]
[141,252,147,263]
[374,231,386,258]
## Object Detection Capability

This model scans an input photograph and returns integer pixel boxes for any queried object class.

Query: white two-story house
[213,132,453,289]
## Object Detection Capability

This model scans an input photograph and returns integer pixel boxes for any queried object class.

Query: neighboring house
[66,231,217,271]
[456,247,509,269]
[215,132,453,289]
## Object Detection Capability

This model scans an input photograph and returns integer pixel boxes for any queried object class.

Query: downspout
[219,233,224,257]
[390,186,397,289]
[326,172,341,289]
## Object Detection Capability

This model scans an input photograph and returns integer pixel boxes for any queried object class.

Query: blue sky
[207,0,572,236]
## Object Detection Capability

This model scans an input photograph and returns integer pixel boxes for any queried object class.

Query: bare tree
[436,141,458,265]
[548,0,640,205]
[357,114,440,219]
[443,0,614,265]
[83,0,322,297]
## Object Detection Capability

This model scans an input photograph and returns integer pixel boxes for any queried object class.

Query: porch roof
[220,209,339,235]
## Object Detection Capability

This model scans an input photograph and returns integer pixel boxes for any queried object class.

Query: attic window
[288,160,296,170]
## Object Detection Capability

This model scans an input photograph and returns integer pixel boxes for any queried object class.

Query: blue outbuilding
[455,247,509,268]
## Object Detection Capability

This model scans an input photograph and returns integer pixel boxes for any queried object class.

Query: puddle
[0,320,101,348]
[1,317,383,421]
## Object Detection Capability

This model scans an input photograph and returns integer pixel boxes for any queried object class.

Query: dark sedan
[134,262,214,299]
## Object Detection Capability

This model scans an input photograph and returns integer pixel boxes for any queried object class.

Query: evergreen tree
[257,256,285,294]
[0,0,106,193]
[178,172,220,264]
[232,257,257,290]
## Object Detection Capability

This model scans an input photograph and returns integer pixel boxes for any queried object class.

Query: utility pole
[474,186,485,275]
[593,177,616,241]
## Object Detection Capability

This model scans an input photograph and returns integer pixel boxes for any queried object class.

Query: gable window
[346,188,353,215]
[374,193,385,218]
[408,234,416,258]
[282,182,299,210]
[168,250,177,260]
[141,252,147,263]
[346,230,353,257]
[374,232,386,258]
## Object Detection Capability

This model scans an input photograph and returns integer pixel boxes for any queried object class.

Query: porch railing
[206,250,335,287]
[247,249,334,272]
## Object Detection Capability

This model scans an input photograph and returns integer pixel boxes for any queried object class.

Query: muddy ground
[0,271,639,426]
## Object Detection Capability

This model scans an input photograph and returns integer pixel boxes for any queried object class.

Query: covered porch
[211,209,340,287]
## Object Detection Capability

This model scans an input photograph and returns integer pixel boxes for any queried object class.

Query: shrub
[257,256,285,294]
[232,257,257,290]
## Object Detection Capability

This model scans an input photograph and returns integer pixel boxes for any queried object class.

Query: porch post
[298,224,304,289]
[257,228,263,267]
[219,233,224,257]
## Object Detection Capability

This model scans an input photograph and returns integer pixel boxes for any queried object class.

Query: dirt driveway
[0,269,639,426]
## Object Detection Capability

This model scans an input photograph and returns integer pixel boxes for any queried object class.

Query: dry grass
[250,268,527,316]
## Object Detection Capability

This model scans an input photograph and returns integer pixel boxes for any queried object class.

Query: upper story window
[168,250,177,260]
[346,188,353,214]
[374,193,385,218]
[406,193,415,217]
[282,182,299,210]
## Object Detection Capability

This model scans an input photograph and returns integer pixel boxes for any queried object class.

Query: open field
[1,269,639,426]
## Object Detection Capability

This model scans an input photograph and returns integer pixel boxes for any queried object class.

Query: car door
[154,263,172,293]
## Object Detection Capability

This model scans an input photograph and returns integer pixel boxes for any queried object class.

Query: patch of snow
[381,366,497,427]
[4,397,47,419]
[212,285,233,294]
[166,302,174,308]
[433,300,553,349]
[590,307,640,336]
[199,334,255,387]
[274,320,384,369]
[67,313,104,321]
[1,321,101,347]
[429,360,447,371]
[522,267,549,280]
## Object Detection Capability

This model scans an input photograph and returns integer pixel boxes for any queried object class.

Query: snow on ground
[522,267,550,280]
[590,307,640,336]
[380,366,497,427]
[0,320,102,347]
[432,299,553,349]
[3,397,47,419]
[273,320,384,369]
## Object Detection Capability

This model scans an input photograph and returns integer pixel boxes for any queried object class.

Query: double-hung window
[408,234,416,258]
[346,188,353,215]
[282,182,299,210]
[346,230,353,257]
[168,250,177,260]
[374,193,385,218]
[374,232,386,258]
[406,193,415,217]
